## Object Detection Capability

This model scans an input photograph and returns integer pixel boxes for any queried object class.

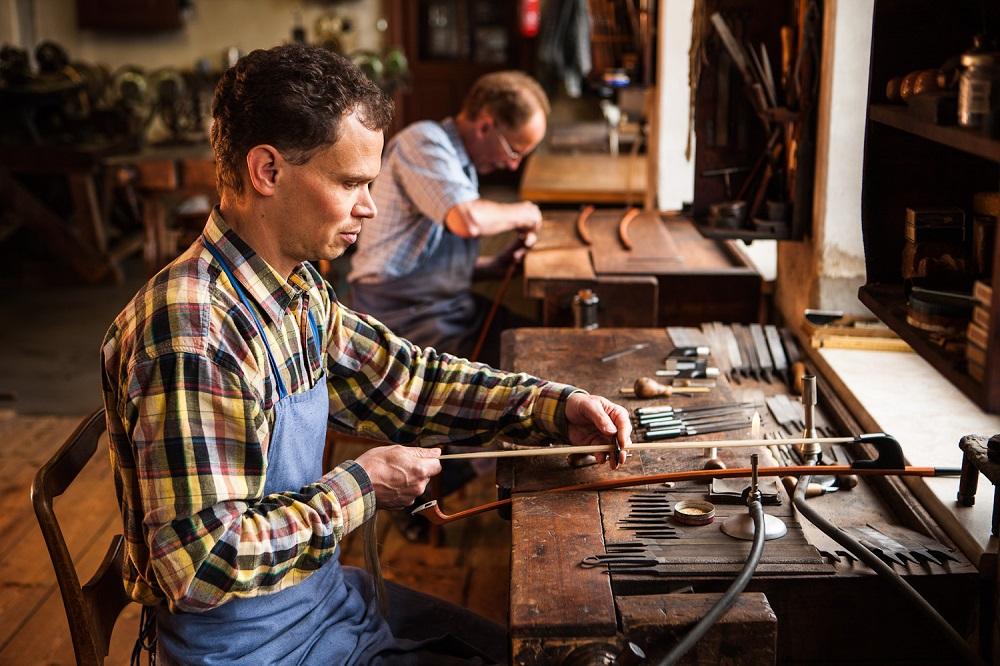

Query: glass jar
[571,289,599,330]
[958,50,999,133]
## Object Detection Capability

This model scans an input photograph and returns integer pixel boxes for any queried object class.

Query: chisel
[644,418,752,440]
[749,323,775,383]
[635,401,754,417]
[732,324,759,380]
[639,409,751,426]
[638,413,749,429]
[719,324,744,384]
[764,325,789,385]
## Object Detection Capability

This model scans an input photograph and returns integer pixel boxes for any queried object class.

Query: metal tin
[958,51,999,132]
[672,499,716,526]
[572,289,599,330]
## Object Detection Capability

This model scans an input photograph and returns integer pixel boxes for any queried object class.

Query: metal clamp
[852,433,905,470]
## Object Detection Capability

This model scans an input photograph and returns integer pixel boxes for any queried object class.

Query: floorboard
[1,413,509,664]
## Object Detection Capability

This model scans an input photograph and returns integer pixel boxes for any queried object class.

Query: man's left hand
[564,392,632,470]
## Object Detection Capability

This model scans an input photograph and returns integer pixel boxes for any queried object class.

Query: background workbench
[518,152,647,205]
[499,327,978,664]
[524,210,762,327]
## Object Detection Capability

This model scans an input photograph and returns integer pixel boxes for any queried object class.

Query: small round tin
[672,500,716,526]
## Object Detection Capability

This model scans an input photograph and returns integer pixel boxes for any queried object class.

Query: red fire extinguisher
[520,0,540,38]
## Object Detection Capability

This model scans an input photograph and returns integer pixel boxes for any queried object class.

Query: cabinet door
[389,0,532,128]
[77,0,183,31]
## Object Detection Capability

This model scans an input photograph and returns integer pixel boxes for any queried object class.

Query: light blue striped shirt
[349,118,479,284]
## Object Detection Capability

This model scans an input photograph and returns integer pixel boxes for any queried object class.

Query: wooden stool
[957,434,1000,535]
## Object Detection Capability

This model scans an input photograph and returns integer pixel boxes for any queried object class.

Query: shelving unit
[860,0,1000,412]
[869,105,1000,162]
[691,0,821,242]
[857,283,981,400]
[386,1,532,129]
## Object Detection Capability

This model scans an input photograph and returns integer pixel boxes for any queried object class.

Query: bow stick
[437,435,856,461]
[414,433,957,525]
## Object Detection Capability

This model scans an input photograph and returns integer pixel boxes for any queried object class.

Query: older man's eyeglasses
[493,127,522,162]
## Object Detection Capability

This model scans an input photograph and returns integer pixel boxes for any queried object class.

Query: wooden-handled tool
[575,205,595,245]
[620,377,712,398]
[469,260,516,362]
[780,25,794,102]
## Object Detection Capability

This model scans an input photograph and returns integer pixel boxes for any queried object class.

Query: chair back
[31,408,131,665]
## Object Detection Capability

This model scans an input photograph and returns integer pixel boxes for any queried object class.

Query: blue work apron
[154,240,395,665]
[351,227,482,358]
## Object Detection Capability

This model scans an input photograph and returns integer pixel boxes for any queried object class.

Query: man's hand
[513,201,543,234]
[565,393,632,470]
[355,445,442,509]
[473,230,538,280]
[445,199,543,238]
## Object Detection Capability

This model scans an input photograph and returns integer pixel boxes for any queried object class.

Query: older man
[101,46,629,665]
[349,71,550,368]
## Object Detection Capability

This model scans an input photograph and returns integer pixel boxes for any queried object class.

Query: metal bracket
[852,433,905,470]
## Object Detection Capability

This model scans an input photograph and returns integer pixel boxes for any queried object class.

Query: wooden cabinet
[76,0,184,32]
[386,0,535,129]
[692,0,822,242]
[860,0,1000,410]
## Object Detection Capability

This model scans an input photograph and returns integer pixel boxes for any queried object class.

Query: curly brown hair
[460,71,550,129]
[211,44,393,195]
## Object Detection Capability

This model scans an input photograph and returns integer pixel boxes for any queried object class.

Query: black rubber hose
[792,472,984,666]
[657,500,766,666]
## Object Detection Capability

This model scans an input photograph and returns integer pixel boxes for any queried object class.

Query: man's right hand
[445,199,542,238]
[513,201,543,233]
[355,445,442,509]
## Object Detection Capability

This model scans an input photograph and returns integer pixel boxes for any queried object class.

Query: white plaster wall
[0,0,17,44]
[656,0,695,212]
[776,0,875,322]
[812,0,873,281]
[1,0,34,46]
[8,0,385,70]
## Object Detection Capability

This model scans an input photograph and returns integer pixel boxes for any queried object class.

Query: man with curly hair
[101,45,629,665]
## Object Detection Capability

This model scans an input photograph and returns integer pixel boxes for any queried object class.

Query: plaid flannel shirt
[101,209,577,612]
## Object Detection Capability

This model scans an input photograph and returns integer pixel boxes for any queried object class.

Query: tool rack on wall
[691,0,822,242]
[859,0,1000,412]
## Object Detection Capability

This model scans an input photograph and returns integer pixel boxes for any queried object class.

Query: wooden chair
[31,408,132,665]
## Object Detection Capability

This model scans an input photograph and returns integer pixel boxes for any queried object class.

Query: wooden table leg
[0,167,110,282]
[141,195,169,275]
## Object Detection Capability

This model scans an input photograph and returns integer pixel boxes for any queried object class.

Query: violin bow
[413,433,957,525]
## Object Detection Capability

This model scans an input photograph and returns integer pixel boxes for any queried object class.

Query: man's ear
[474,111,494,139]
[245,145,283,196]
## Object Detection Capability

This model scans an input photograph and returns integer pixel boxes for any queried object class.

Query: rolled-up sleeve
[392,132,479,224]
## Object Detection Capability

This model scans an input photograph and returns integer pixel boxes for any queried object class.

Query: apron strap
[203,239,289,400]
[307,310,322,360]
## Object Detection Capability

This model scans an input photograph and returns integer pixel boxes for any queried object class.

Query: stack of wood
[800,314,909,352]
[966,280,992,382]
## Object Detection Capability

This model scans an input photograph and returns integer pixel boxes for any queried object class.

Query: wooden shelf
[694,222,792,242]
[869,104,1000,163]
[858,283,985,408]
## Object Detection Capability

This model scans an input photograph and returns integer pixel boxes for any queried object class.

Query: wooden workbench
[499,328,979,664]
[519,152,647,205]
[524,210,762,327]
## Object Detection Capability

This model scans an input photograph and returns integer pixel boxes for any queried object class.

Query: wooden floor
[0,410,509,664]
